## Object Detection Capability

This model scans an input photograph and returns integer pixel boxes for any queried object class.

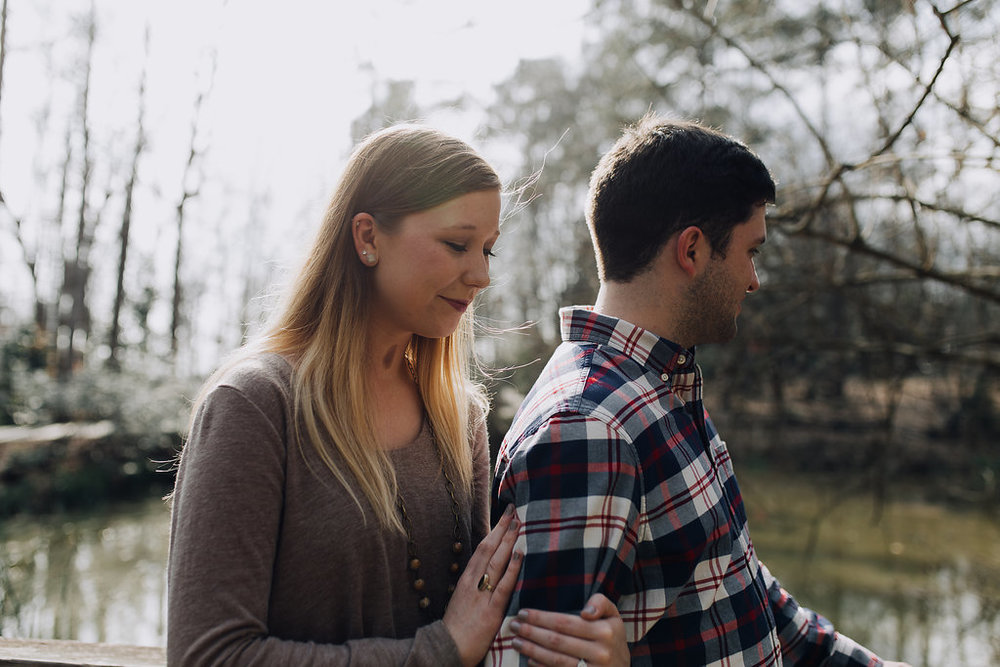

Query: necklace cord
[398,356,464,613]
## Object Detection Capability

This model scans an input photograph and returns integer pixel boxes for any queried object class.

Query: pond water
[0,496,169,647]
[0,471,997,666]
[739,471,1000,667]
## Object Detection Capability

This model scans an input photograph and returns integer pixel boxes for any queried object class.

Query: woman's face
[367,189,501,342]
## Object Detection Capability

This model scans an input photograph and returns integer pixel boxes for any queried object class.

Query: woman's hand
[442,504,523,667]
[509,593,628,666]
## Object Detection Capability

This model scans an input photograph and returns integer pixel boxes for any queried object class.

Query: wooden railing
[0,638,164,666]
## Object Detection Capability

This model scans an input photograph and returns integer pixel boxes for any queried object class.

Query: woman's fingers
[579,593,620,620]
[461,504,517,592]
[482,506,519,590]
[512,595,628,666]
[511,627,600,666]
[514,607,612,642]
[486,515,522,607]
[442,506,523,666]
[464,504,514,573]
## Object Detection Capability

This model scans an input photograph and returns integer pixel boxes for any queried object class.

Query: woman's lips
[441,297,470,312]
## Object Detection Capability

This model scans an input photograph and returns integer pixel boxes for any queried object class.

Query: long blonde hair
[192,124,500,532]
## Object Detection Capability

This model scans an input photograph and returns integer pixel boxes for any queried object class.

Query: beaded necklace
[397,360,464,613]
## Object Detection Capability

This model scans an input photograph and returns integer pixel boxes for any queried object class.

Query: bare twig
[685,7,837,167]
[771,220,1000,305]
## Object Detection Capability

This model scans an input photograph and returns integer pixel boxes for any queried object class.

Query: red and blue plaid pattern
[488,307,883,666]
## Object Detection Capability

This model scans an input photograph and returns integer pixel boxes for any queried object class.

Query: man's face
[685,206,766,345]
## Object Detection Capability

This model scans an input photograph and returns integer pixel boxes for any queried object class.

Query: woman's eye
[445,242,467,252]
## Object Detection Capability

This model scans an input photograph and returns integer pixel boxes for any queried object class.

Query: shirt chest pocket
[709,435,736,479]
[647,431,742,612]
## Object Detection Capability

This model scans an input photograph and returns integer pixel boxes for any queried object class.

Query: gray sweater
[167,353,490,666]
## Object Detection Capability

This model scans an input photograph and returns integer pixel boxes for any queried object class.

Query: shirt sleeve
[761,562,884,667]
[167,381,461,667]
[486,412,645,666]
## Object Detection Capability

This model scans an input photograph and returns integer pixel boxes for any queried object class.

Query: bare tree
[169,53,215,364]
[56,4,98,381]
[0,0,46,335]
[107,27,149,371]
[0,0,8,143]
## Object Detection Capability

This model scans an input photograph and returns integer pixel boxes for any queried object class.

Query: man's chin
[708,324,739,345]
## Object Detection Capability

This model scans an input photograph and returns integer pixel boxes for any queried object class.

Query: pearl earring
[362,250,376,264]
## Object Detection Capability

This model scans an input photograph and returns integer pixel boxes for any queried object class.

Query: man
[488,116,911,666]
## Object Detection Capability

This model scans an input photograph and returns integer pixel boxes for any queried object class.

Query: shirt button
[660,373,670,382]
[677,354,687,365]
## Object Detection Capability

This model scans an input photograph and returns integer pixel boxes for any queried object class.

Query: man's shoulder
[505,339,657,445]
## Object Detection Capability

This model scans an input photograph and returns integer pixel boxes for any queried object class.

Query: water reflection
[0,476,997,665]
[0,497,168,646]
[765,564,999,667]
[742,472,1000,667]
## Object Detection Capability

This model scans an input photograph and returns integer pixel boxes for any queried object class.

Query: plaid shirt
[488,307,883,666]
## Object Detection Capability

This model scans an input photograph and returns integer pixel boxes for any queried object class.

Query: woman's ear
[352,213,379,266]
[675,225,705,278]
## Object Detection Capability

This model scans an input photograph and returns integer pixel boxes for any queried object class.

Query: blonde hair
[191,124,500,532]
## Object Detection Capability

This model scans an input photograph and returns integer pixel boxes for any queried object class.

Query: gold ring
[477,573,494,592]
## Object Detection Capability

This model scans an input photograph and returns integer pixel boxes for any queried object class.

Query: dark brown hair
[586,114,776,282]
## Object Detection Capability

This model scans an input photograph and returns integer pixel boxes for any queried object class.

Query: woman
[167,124,627,666]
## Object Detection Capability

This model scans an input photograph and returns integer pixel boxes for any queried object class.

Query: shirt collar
[559,306,697,377]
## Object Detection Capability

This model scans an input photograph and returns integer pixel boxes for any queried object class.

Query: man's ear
[675,226,706,278]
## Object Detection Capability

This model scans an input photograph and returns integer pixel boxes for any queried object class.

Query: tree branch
[771,220,1000,305]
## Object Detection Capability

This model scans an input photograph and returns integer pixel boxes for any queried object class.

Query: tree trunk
[0,0,8,140]
[170,195,187,359]
[108,28,148,371]
[58,9,96,381]
[169,54,214,365]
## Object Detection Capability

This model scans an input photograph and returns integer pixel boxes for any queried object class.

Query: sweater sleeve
[166,376,461,667]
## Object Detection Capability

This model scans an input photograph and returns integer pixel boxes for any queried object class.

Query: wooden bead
[418,597,430,609]
[409,558,421,571]
[449,562,459,573]
[413,578,425,591]
[452,541,463,553]
[447,584,456,594]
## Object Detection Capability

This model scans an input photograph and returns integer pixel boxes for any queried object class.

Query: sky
[0,0,590,365]
[3,0,590,211]
[167,0,589,196]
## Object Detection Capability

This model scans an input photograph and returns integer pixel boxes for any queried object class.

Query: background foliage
[475,0,1000,506]
[0,0,997,506]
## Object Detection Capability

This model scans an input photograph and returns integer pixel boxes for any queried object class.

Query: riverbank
[3,406,997,521]
[0,422,179,517]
